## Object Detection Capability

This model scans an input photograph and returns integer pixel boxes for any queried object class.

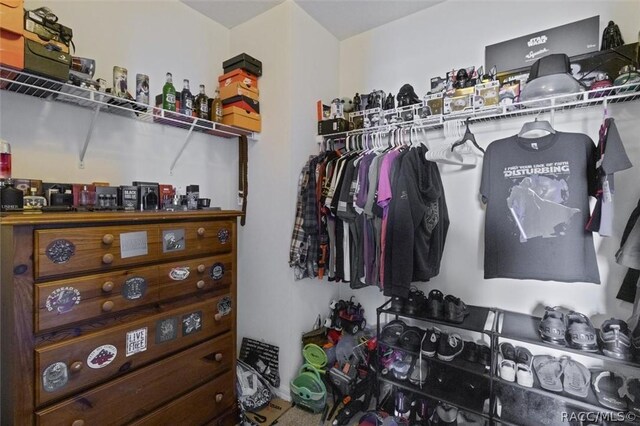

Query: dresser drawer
[35,225,162,279]
[35,294,234,406]
[35,335,233,426]
[35,266,160,333]
[157,220,233,260]
[129,369,235,426]
[158,254,233,301]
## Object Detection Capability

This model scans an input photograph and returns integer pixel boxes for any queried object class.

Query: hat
[520,53,584,106]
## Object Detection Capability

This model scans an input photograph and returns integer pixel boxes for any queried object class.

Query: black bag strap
[239,135,248,226]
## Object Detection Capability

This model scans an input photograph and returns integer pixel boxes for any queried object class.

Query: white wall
[1,0,238,206]
[338,1,640,326]
[231,1,340,397]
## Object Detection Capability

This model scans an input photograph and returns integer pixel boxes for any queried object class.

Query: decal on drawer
[122,276,147,300]
[182,311,203,336]
[120,231,148,259]
[87,344,117,369]
[45,286,81,313]
[156,317,178,344]
[163,229,185,253]
[210,263,225,281]
[217,228,230,244]
[126,327,148,356]
[42,362,68,392]
[217,296,232,316]
[169,267,190,281]
[45,239,76,264]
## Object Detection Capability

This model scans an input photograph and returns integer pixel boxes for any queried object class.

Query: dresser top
[0,210,244,225]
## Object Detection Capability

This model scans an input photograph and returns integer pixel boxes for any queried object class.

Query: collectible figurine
[330,98,344,119]
[353,93,361,111]
[396,84,420,107]
[367,91,381,109]
[601,20,624,50]
[384,93,395,110]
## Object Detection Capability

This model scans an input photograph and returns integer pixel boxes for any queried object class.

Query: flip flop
[538,307,567,345]
[515,346,534,387]
[565,311,598,352]
[499,359,516,382]
[533,355,564,392]
[562,358,590,398]
[499,342,516,361]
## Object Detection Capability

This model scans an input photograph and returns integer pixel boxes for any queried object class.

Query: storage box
[0,29,23,70]
[23,38,70,81]
[222,95,259,114]
[0,0,23,35]
[218,68,258,89]
[118,185,138,211]
[220,82,259,101]
[222,106,261,132]
[425,92,443,115]
[474,80,500,109]
[318,118,348,135]
[23,27,69,54]
[24,7,73,51]
[223,52,262,76]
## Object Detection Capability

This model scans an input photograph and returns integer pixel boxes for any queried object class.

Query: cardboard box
[474,80,500,108]
[425,92,443,115]
[243,398,292,426]
[0,30,23,70]
[218,68,258,89]
[0,0,23,35]
[222,106,261,132]
[222,95,259,114]
[23,38,70,81]
[220,82,259,102]
[223,52,262,76]
[318,118,348,135]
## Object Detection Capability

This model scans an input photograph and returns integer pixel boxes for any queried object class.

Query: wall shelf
[0,67,256,172]
[319,83,640,139]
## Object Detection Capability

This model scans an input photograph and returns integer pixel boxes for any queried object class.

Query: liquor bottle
[162,72,176,112]
[0,179,24,211]
[181,79,194,116]
[195,85,209,119]
[211,88,223,123]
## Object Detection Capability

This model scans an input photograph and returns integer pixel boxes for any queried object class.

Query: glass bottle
[211,88,223,123]
[144,188,158,211]
[162,72,177,112]
[24,187,47,210]
[0,179,24,211]
[195,84,209,119]
[0,139,11,179]
[181,79,194,116]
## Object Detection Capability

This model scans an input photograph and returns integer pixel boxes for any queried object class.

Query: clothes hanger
[450,118,485,154]
[518,114,556,138]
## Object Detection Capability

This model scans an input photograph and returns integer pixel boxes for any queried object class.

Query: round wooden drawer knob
[214,313,223,321]
[215,393,223,403]
[197,227,205,236]
[215,353,223,362]
[197,264,206,273]
[102,300,114,312]
[72,420,85,426]
[102,281,114,292]
[102,234,114,245]
[102,253,114,264]
[196,280,205,289]
[70,361,83,372]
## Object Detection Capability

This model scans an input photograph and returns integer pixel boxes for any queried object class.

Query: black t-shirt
[480,131,600,283]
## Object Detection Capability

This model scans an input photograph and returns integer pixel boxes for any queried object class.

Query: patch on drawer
[217,228,230,244]
[156,317,178,343]
[218,296,232,316]
[122,277,147,300]
[126,327,148,356]
[120,231,148,259]
[169,267,190,280]
[46,239,75,264]
[42,362,68,392]
[210,263,225,281]
[182,311,203,336]
[163,229,185,253]
[45,286,81,313]
[87,344,117,369]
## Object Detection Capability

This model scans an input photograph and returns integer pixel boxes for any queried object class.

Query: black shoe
[437,332,464,361]
[404,288,426,316]
[421,327,441,357]
[627,377,640,417]
[477,344,491,368]
[398,326,424,353]
[565,311,598,352]
[426,289,444,320]
[462,341,478,363]
[598,318,632,360]
[390,296,405,313]
[394,389,412,419]
[380,319,406,346]
[444,295,469,324]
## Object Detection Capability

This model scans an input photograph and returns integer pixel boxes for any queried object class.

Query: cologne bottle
[144,188,158,211]
[24,187,47,210]
[79,185,96,208]
[181,79,194,116]
[195,84,209,119]
[0,179,24,211]
[162,72,176,112]
[211,88,223,123]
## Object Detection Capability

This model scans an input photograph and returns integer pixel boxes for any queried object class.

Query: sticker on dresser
[210,263,225,280]
[182,311,203,336]
[217,296,232,316]
[126,327,148,356]
[122,276,147,300]
[45,239,75,264]
[42,362,69,392]
[45,286,81,313]
[217,228,230,244]
[156,317,179,343]
[120,231,148,258]
[87,344,117,369]
[163,229,185,253]
[169,267,190,280]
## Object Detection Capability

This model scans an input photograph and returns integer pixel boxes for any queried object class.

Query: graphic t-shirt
[480,131,600,283]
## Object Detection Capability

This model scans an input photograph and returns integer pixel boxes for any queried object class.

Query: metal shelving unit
[0,67,256,172]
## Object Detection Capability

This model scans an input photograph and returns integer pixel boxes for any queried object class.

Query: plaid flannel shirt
[290,161,310,279]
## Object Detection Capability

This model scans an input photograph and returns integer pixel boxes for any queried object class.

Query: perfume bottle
[144,188,158,211]
[24,187,47,210]
[0,179,24,211]
[79,185,96,208]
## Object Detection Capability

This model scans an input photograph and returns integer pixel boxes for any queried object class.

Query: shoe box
[23,37,71,81]
[222,52,262,77]
[218,68,258,90]
[222,94,259,114]
[0,0,24,79]
[219,81,259,102]
[222,106,261,133]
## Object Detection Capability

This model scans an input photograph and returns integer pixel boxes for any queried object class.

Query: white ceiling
[181,0,445,41]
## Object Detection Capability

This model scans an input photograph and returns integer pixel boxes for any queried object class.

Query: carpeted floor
[274,406,325,425]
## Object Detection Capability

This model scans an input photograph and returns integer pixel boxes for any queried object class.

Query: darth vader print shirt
[480,131,600,283]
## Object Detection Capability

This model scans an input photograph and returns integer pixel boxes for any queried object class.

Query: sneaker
[426,289,444,320]
[437,333,464,361]
[444,295,469,324]
[398,326,424,353]
[565,311,598,352]
[434,403,458,425]
[538,306,567,345]
[462,341,478,363]
[592,369,627,411]
[380,319,406,346]
[477,344,491,369]
[390,353,413,381]
[409,357,429,386]
[598,318,632,361]
[421,327,441,357]
[390,296,405,313]
[394,389,412,419]
[404,287,426,316]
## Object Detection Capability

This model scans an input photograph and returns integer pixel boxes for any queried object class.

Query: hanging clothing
[616,197,640,305]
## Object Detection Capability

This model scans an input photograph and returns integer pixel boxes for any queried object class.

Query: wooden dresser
[0,210,241,426]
